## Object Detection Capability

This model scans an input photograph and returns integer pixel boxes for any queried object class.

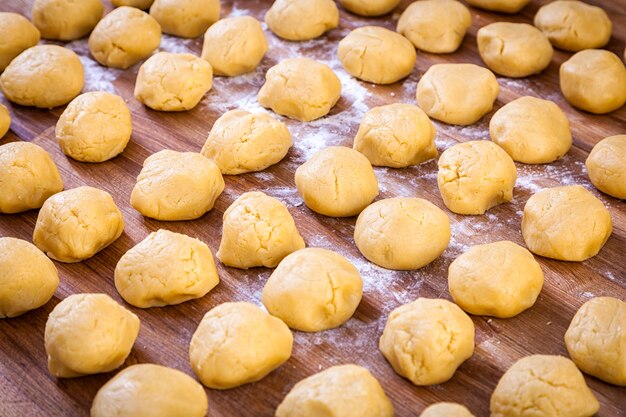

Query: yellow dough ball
[586,135,626,199]
[265,0,338,41]
[339,0,401,16]
[466,0,529,13]
[111,0,154,9]
[0,103,10,139]
[0,12,40,72]
[150,0,219,38]
[420,403,475,417]
[32,0,103,41]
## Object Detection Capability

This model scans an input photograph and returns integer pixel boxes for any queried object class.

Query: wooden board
[1,0,625,415]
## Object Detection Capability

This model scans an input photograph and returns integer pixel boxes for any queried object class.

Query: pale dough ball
[130,150,224,221]
[111,0,154,9]
[275,365,394,417]
[56,92,132,163]
[490,355,600,417]
[560,49,626,114]
[0,142,63,214]
[91,364,207,417]
[0,104,9,138]
[379,298,474,385]
[339,0,401,16]
[0,45,84,108]
[420,403,475,417]
[586,135,626,199]
[416,64,499,125]
[201,109,292,175]
[0,12,40,72]
[257,58,341,122]
[150,0,219,38]
[217,191,305,269]
[565,297,626,386]
[489,96,572,164]
[189,301,293,389]
[353,103,437,168]
[354,198,450,270]
[437,140,517,215]
[265,0,338,41]
[262,248,363,332]
[0,237,58,318]
[338,26,416,84]
[115,229,220,308]
[32,0,103,41]
[448,241,544,318]
[295,146,378,217]
[466,0,529,13]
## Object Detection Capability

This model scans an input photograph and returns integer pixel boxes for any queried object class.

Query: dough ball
[560,49,626,114]
[416,64,499,125]
[130,150,224,221]
[257,58,341,122]
[466,0,529,13]
[134,52,213,111]
[353,103,437,168]
[448,241,544,318]
[338,26,416,84]
[397,0,471,54]
[32,0,103,41]
[275,364,394,417]
[201,109,292,175]
[355,198,450,270]
[265,0,338,41]
[477,22,553,78]
[489,96,571,164]
[0,237,58,318]
[490,355,600,417]
[262,248,363,332]
[420,403,475,417]
[0,12,40,72]
[565,297,626,386]
[89,6,161,69]
[0,142,63,214]
[339,0,400,16]
[56,91,132,163]
[115,229,220,308]
[91,364,207,417]
[217,191,305,269]
[379,298,474,385]
[437,140,517,215]
[189,301,293,389]
[0,45,84,108]
[295,146,378,217]
[586,135,626,199]
[0,104,9,138]
[149,0,219,38]
[111,0,154,9]
[522,185,612,261]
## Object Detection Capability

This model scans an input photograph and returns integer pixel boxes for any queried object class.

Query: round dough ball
[353,103,437,168]
[0,12,40,72]
[265,0,338,41]
[275,365,394,417]
[586,135,626,199]
[355,198,450,270]
[522,185,612,261]
[111,0,154,9]
[56,92,132,163]
[115,229,220,308]
[32,0,103,41]
[257,58,341,122]
[416,64,499,125]
[0,45,84,108]
[0,142,63,214]
[379,298,474,386]
[295,146,378,217]
[565,297,626,386]
[0,103,10,139]
[490,355,600,417]
[437,140,517,215]
[262,248,363,332]
[489,96,572,164]
[130,150,224,221]
[466,0,529,13]
[200,109,292,175]
[149,0,219,38]
[420,403,475,417]
[339,0,400,16]
[560,49,626,114]
[0,237,58,318]
[91,364,208,417]
[217,191,305,269]
[448,241,544,318]
[134,52,213,111]
[189,301,293,389]
[338,26,416,84]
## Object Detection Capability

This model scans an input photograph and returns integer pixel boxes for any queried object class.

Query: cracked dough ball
[32,0,103,41]
[91,364,208,417]
[0,237,58,318]
[201,109,292,175]
[295,146,378,217]
[115,229,219,308]
[217,191,305,269]
[149,0,219,38]
[258,58,341,122]
[130,150,224,221]
[338,26,416,84]
[112,0,154,9]
[380,298,474,385]
[420,403,475,417]
[0,12,40,72]
[354,198,450,270]
[466,0,529,13]
[262,248,363,332]
[0,104,9,138]
[490,355,600,417]
[339,0,401,16]
[189,301,293,389]
[586,135,626,199]
[265,0,338,41]
[56,92,132,163]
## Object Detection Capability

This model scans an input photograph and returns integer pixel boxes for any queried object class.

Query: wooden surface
[1,0,625,415]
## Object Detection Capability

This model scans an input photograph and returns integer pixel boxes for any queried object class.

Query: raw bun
[0,104,9,138]
[32,0,103,41]
[265,0,338,41]
[339,0,401,16]
[0,12,40,72]
[466,0,530,13]
[149,0,219,38]
[420,403,476,417]
[112,0,154,8]
[586,135,626,199]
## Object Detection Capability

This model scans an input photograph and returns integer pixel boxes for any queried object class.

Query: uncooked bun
[466,0,529,13]
[586,135,626,199]
[339,0,401,16]
[265,0,338,41]
[149,0,219,38]
[32,0,103,41]
[0,12,40,72]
